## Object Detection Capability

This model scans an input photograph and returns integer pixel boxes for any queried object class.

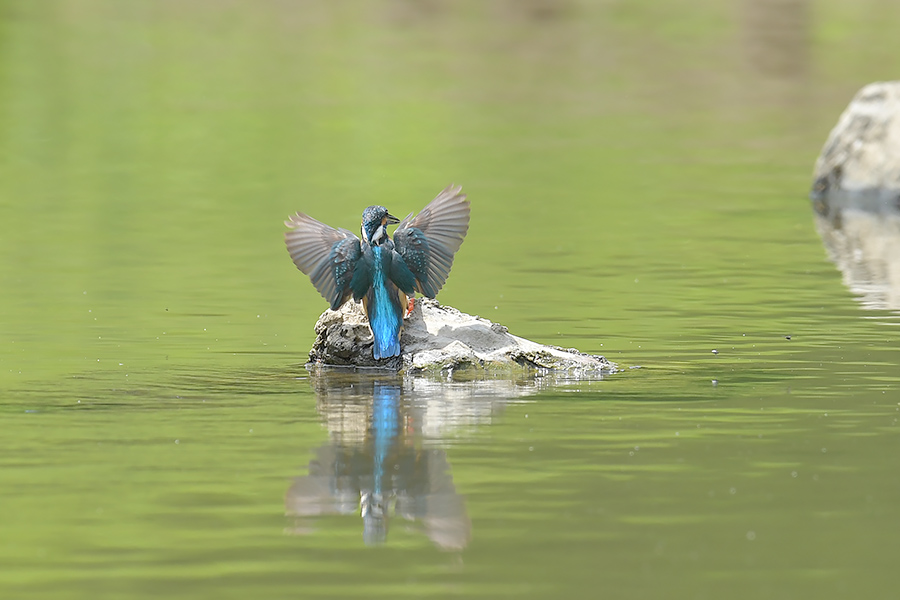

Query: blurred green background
[6,0,896,381]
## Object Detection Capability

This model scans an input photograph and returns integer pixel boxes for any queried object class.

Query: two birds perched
[284,185,471,359]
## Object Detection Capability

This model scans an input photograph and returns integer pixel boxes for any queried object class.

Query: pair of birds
[284,185,470,359]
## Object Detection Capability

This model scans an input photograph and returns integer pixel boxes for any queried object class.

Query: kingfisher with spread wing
[284,184,470,360]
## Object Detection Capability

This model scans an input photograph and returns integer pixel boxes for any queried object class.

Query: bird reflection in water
[285,375,476,550]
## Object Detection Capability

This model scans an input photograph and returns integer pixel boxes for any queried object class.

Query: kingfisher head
[361,205,400,246]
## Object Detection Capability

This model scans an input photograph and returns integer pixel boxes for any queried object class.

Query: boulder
[811,81,900,310]
[811,81,900,214]
[307,298,615,376]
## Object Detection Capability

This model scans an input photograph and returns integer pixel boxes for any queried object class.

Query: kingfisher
[284,184,470,360]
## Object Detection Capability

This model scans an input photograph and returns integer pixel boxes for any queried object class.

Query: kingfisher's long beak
[386,213,400,225]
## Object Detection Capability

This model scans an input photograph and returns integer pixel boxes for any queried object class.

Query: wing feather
[284,213,362,310]
[393,184,470,298]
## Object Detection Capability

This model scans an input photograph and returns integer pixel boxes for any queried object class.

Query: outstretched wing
[392,184,470,298]
[284,212,362,310]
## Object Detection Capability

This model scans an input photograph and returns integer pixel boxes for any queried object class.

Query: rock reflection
[285,372,544,549]
[813,185,900,311]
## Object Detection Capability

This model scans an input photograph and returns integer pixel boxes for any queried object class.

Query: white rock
[812,81,900,201]
[307,298,615,377]
[810,81,900,217]
[812,81,900,310]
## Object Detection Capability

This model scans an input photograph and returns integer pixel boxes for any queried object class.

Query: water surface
[2,1,900,598]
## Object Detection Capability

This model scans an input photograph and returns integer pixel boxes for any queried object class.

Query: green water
[3,1,900,598]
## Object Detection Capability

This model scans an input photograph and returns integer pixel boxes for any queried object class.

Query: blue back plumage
[368,246,402,359]
[285,186,469,360]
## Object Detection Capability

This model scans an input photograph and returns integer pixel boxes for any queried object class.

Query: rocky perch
[307,298,615,377]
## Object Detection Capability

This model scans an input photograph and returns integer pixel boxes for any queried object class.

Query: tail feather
[367,282,403,360]
[372,329,401,359]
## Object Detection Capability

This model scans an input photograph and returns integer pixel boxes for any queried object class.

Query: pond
[2,1,900,598]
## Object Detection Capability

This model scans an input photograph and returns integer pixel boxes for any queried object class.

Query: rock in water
[811,81,900,206]
[308,298,615,376]
[811,81,900,310]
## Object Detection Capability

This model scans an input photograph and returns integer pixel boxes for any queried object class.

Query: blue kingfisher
[284,184,470,359]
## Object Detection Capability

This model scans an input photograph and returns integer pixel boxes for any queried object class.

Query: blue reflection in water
[285,374,501,550]
[361,381,400,545]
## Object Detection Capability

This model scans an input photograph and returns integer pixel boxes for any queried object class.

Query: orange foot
[405,297,415,318]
